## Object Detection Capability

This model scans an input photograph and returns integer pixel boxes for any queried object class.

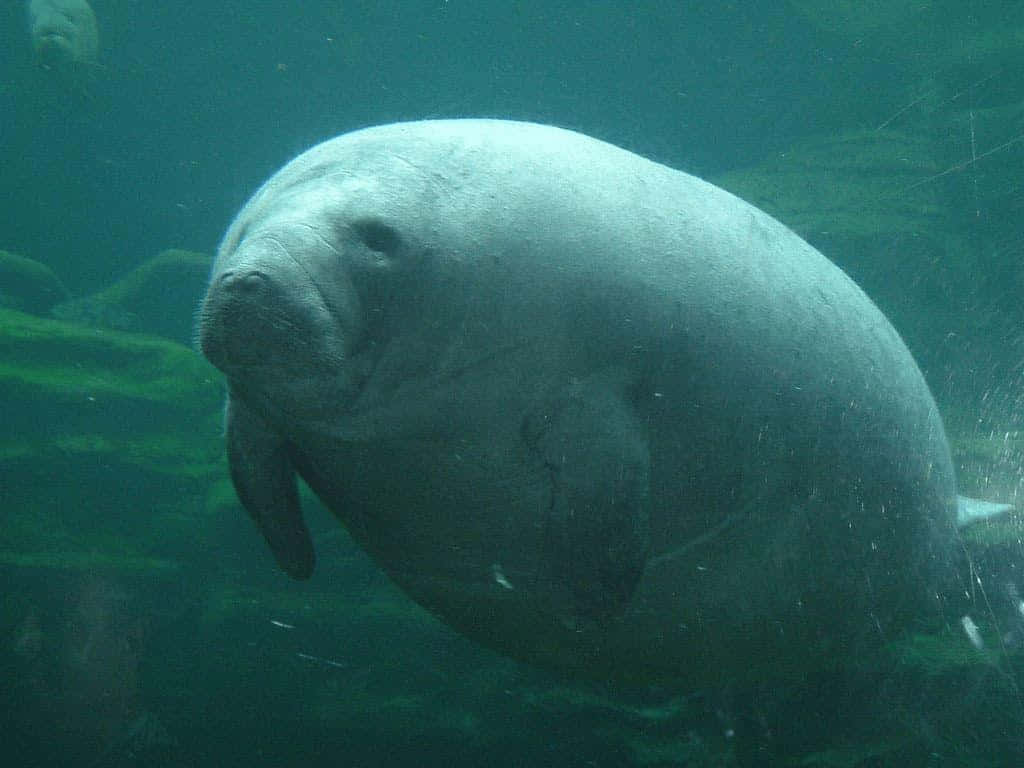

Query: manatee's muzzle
[33,30,72,61]
[36,30,68,45]
[199,268,299,370]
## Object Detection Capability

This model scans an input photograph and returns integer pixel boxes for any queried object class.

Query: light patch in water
[491,563,514,590]
[961,615,984,650]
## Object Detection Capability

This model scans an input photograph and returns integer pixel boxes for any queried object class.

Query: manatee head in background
[198,119,1008,686]
[27,0,98,72]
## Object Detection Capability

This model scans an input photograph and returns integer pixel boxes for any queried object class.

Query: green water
[2,2,1024,766]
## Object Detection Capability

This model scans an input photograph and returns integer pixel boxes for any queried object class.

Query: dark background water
[2,0,974,290]
[3,2,1024,766]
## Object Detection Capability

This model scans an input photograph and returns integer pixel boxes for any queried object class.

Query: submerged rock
[0,307,223,566]
[0,250,69,315]
[52,249,211,345]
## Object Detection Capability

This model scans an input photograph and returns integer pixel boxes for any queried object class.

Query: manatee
[27,0,98,73]
[198,119,1007,686]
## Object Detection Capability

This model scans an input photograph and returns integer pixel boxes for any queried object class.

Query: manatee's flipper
[523,371,651,623]
[957,495,1013,528]
[226,393,314,579]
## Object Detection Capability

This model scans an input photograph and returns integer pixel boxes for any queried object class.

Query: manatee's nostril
[237,272,267,294]
[221,269,269,295]
[202,270,276,368]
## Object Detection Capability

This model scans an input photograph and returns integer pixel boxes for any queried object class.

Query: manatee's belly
[277,309,961,685]
[385,499,955,688]
[288,404,958,687]
[291,433,560,591]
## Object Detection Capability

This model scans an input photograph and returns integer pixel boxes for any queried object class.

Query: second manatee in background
[27,0,98,74]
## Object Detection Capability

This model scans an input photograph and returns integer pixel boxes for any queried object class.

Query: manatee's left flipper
[524,371,651,623]
[226,393,314,579]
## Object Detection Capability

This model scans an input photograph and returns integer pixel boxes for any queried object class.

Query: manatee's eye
[352,218,402,255]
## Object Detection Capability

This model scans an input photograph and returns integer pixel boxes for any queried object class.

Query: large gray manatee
[199,119,995,686]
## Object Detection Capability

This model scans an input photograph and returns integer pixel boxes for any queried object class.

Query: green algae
[0,306,219,405]
[0,549,179,572]
[716,130,944,240]
[0,305,227,568]
[51,249,211,344]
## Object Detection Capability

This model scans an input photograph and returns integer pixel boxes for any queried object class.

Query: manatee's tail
[956,495,1014,528]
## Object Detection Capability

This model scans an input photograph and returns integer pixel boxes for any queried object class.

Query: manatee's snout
[199,235,356,387]
[33,28,73,62]
[200,267,293,369]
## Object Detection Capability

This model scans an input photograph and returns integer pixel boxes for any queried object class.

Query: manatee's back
[306,118,958,513]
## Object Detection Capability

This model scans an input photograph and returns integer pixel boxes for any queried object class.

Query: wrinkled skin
[199,120,962,686]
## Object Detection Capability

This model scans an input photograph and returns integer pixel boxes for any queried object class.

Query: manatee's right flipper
[524,370,651,624]
[226,393,314,579]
